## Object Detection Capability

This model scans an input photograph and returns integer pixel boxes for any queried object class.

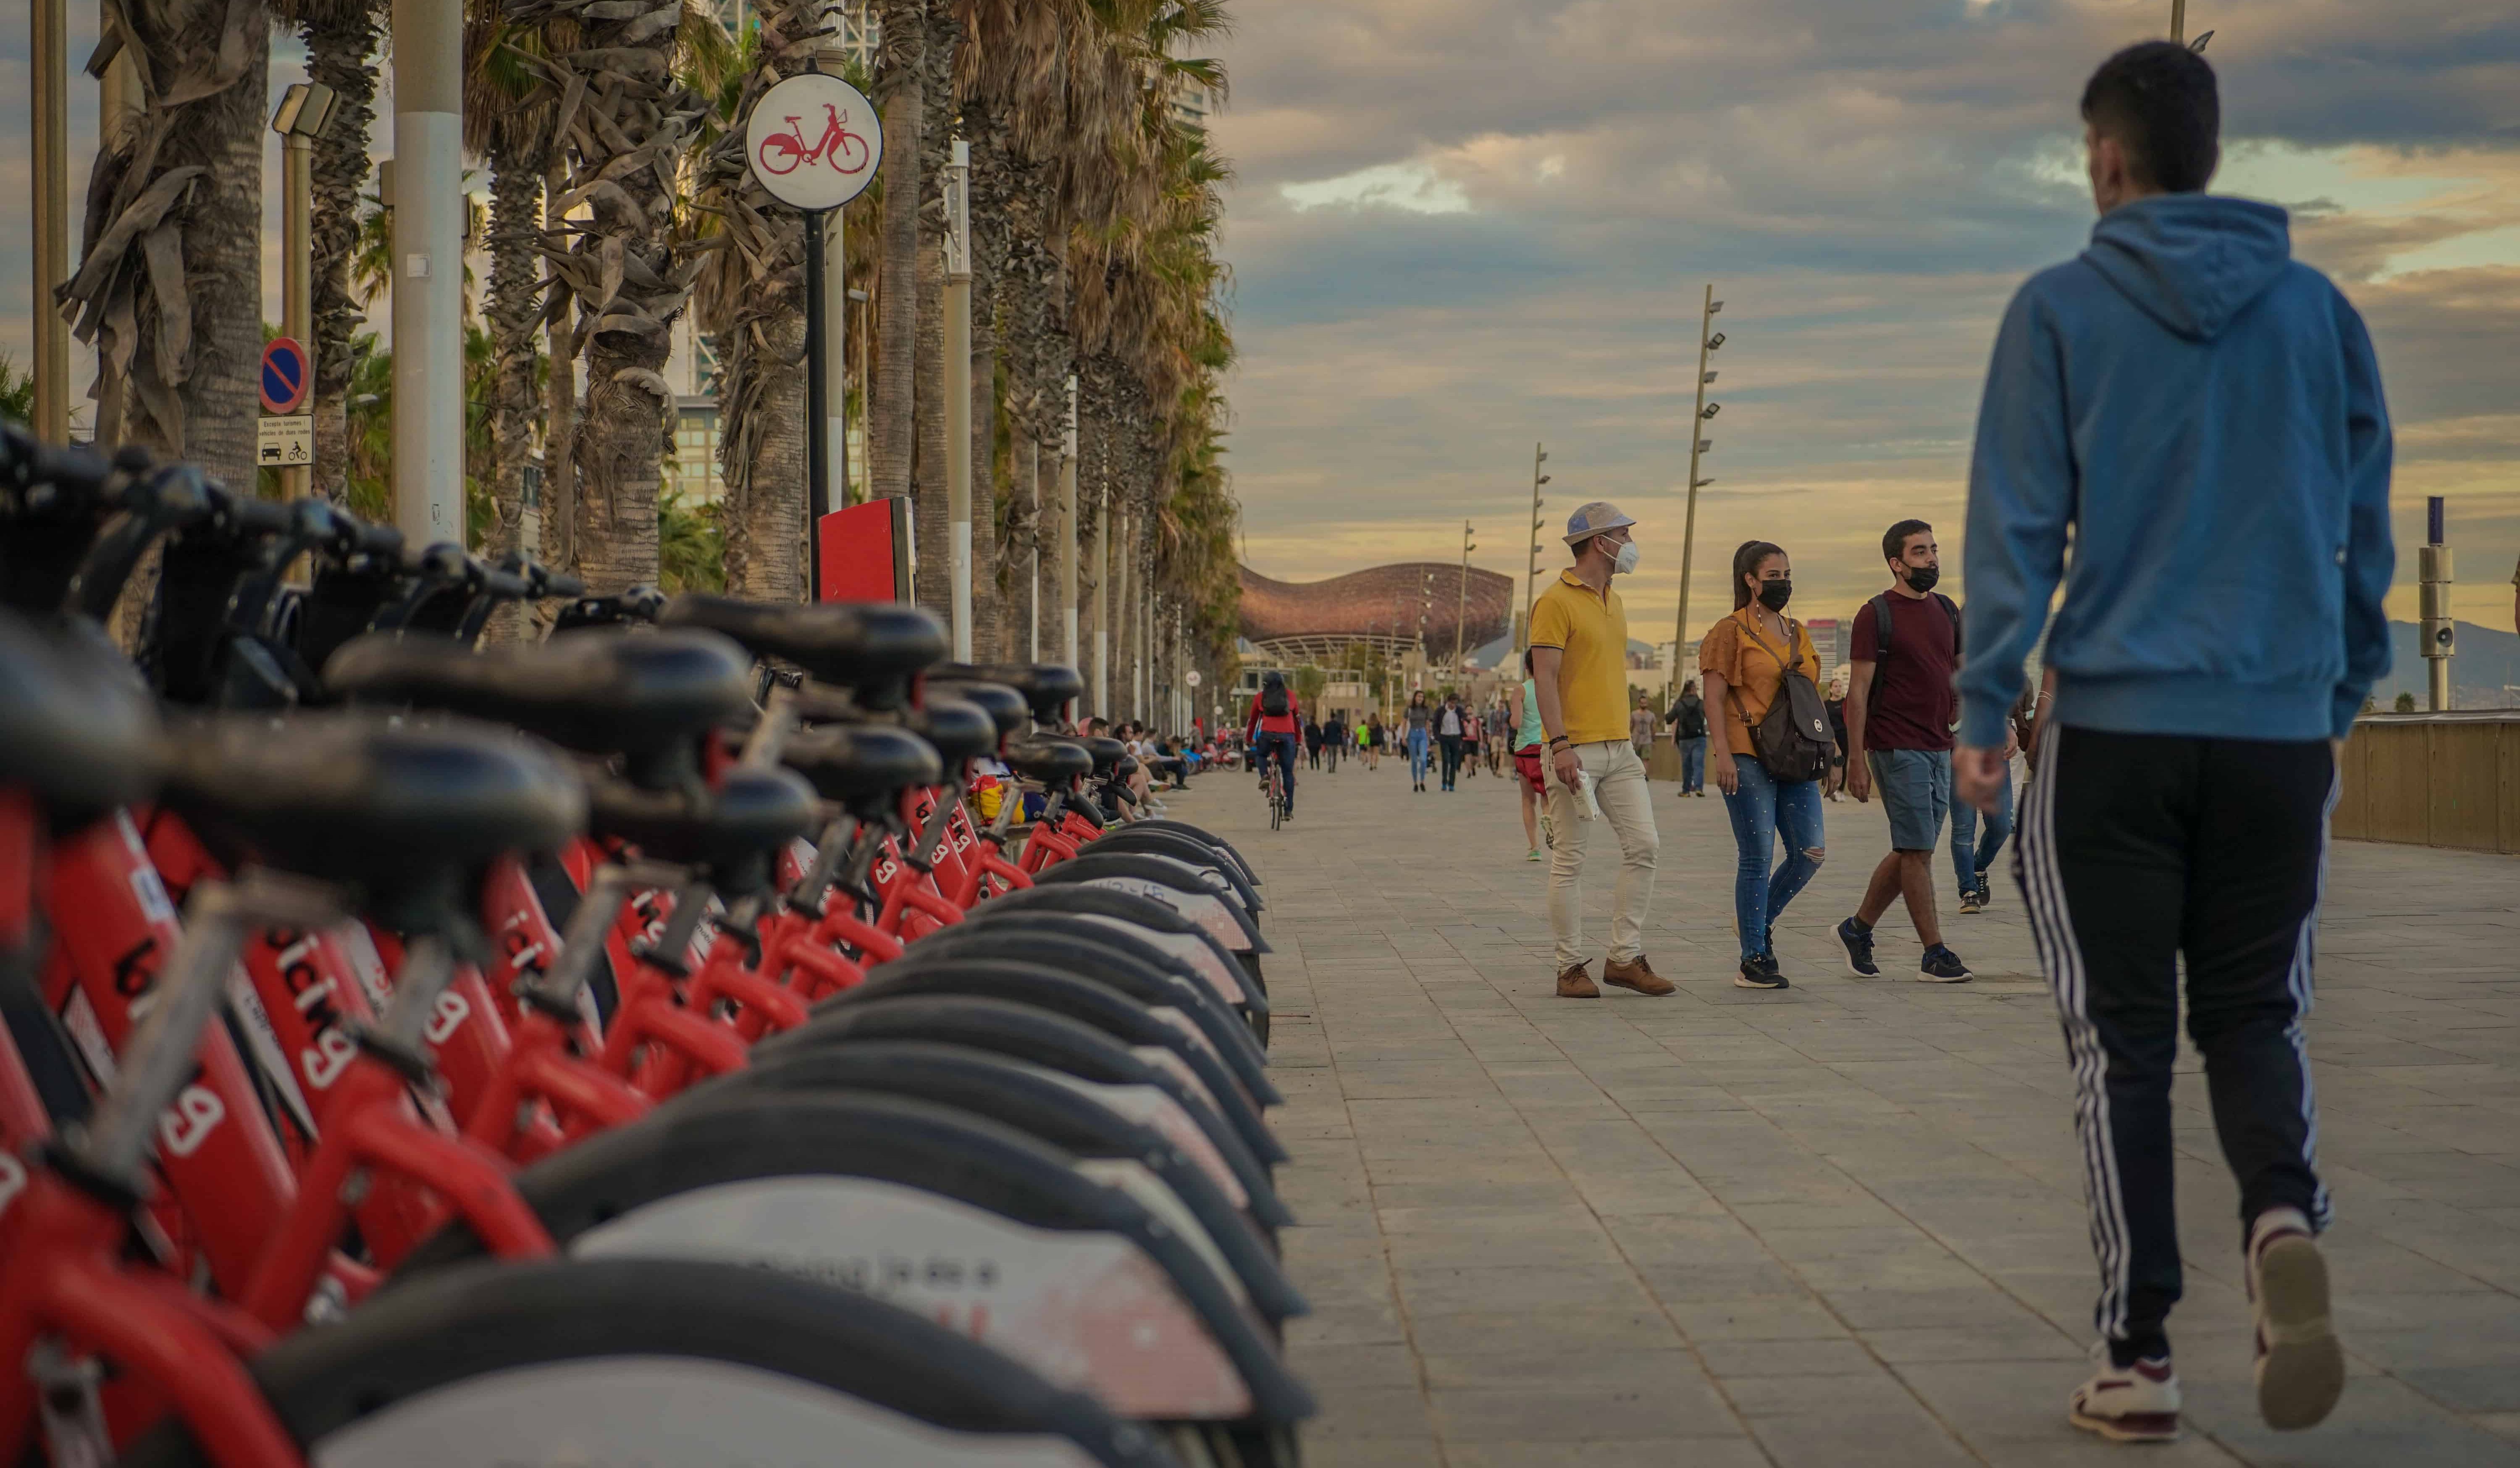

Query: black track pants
[2016,726,2335,1366]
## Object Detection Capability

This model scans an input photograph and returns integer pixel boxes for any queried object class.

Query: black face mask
[1757,580,1793,612]
[1903,563,1940,594]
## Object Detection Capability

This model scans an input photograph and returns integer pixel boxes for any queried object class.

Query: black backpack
[1260,679,1289,717]
[1738,615,1836,784]
[1866,591,1961,710]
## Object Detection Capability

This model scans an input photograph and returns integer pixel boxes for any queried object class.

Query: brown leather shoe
[1602,956,1676,996]
[1555,963,1599,999]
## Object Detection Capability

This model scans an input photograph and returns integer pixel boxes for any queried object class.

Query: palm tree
[506,0,715,591]
[869,0,925,513]
[690,3,819,602]
[56,0,271,486]
[463,9,559,598]
[272,0,386,503]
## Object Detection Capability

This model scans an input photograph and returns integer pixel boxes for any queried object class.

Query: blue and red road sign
[260,337,309,415]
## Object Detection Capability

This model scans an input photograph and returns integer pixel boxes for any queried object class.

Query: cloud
[1281,160,1474,215]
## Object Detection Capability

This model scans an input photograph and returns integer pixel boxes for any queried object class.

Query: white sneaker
[2068,1347,2181,1443]
[2249,1207,2343,1431]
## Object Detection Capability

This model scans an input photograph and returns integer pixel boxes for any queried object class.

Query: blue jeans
[1257,731,1298,811]
[1949,762,2015,894]
[1408,727,1430,782]
[1678,736,1707,793]
[1719,758,1825,960]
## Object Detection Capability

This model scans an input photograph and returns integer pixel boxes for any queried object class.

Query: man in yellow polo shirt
[1530,501,1672,999]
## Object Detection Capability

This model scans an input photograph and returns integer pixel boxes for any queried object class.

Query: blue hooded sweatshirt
[1956,194,2394,749]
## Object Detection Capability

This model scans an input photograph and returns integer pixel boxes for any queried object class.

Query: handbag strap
[1737,608,1805,678]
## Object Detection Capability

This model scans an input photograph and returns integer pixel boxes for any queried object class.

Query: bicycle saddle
[1069,736,1126,776]
[1003,736,1092,784]
[0,613,163,812]
[926,677,1028,738]
[162,714,585,922]
[781,723,944,817]
[659,594,946,708]
[939,662,1082,722]
[586,766,819,877]
[326,628,753,758]
[905,696,998,767]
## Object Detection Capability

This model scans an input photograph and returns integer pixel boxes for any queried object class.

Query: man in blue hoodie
[1953,41,2391,1446]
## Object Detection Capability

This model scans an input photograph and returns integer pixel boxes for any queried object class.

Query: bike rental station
[0,383,1307,1468]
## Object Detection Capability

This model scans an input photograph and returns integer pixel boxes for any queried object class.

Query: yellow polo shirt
[1529,569,1631,746]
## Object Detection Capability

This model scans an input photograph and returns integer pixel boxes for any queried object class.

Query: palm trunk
[909,0,957,616]
[969,313,998,659]
[718,307,809,601]
[541,155,576,570]
[486,156,540,554]
[1002,425,1036,659]
[869,0,924,506]
[304,0,378,503]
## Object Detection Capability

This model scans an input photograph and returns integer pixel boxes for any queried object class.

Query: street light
[1455,520,1478,669]
[1522,443,1550,647]
[1670,283,1729,705]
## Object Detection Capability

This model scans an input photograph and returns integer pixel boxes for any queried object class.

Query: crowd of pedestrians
[1496,39,2389,1446]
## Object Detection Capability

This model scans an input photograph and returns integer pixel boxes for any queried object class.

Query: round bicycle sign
[746,73,882,212]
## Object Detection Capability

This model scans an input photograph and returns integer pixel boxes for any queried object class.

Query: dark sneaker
[1734,954,1788,990]
[1918,945,1974,983]
[1958,888,1982,915]
[1836,917,1879,978]
[1974,877,1997,912]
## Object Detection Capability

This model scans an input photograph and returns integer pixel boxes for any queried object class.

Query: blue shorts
[1869,748,1951,852]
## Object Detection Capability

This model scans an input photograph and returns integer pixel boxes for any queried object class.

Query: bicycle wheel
[123,1257,1171,1467]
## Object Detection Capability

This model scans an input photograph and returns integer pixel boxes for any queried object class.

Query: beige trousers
[1544,739,1661,969]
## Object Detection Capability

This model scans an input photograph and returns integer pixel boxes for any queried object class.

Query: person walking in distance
[1531,502,1672,999]
[1948,712,2018,913]
[1667,679,1709,796]
[1462,707,1483,779]
[1404,691,1433,791]
[1628,695,1656,764]
[1303,715,1323,772]
[1244,669,1303,820]
[1957,41,2391,1443]
[1511,650,1549,861]
[1700,541,1829,990]
[1435,693,1466,791]
[1824,667,1852,801]
[1364,712,1384,772]
[1837,520,1975,984]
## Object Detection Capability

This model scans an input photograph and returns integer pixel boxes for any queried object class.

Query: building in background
[1806,617,1845,689]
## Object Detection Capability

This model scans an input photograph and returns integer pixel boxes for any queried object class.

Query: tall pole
[1060,376,1079,671]
[1522,442,1549,645]
[31,0,69,441]
[392,0,466,544]
[805,209,831,600]
[281,129,313,497]
[943,139,972,651]
[1092,484,1111,718]
[2420,496,2454,712]
[1455,520,1473,668]
[815,43,850,533]
[2170,0,2185,41]
[1670,283,1720,705]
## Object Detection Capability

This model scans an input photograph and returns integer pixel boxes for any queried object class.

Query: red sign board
[816,498,912,603]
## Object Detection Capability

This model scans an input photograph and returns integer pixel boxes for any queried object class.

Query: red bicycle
[756,102,872,177]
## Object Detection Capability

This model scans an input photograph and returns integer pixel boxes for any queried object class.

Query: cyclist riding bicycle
[1245,670,1302,821]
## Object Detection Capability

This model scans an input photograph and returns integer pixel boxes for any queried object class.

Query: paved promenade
[1167,751,2520,1466]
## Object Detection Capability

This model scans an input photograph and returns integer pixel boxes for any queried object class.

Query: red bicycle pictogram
[756,102,872,177]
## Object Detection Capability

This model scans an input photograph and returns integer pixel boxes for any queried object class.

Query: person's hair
[1261,669,1284,686]
[2081,41,2219,194]
[1882,519,1933,565]
[1730,540,1787,608]
[1683,679,1697,693]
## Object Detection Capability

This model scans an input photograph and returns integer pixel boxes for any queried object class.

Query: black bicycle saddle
[903,696,998,767]
[0,613,163,814]
[659,594,946,708]
[1003,736,1093,784]
[326,628,753,759]
[781,723,945,817]
[925,678,1028,739]
[941,662,1082,723]
[585,767,820,878]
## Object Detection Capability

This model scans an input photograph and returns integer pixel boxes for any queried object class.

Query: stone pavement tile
[1301,1439,1444,1468]
[1418,1347,1702,1390]
[1429,1381,1741,1441]
[1637,1260,1816,1301]
[1859,1321,2087,1363]
[1302,1381,1438,1442]
[1693,1336,1880,1377]
[1288,1341,1423,1391]
[1974,1437,2247,1467]
[1742,1383,1980,1468]
[2181,1375,2520,1467]
[1444,1440,1772,1468]
[1391,1262,1652,1313]
[1663,1294,1851,1341]
[1287,1299,1407,1348]
[1406,1304,1682,1358]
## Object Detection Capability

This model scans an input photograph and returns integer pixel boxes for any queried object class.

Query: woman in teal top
[1510,649,1549,860]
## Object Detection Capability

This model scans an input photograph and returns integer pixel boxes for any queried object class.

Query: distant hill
[2370,621,2520,711]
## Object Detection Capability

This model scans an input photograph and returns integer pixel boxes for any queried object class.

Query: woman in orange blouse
[1697,540,1828,990]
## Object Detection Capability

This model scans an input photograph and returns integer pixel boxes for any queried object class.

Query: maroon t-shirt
[1851,592,1958,752]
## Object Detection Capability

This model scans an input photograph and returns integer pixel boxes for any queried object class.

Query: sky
[1201,0,2520,653]
[5,0,2517,653]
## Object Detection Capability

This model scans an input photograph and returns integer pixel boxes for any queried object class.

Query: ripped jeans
[1719,754,1826,960]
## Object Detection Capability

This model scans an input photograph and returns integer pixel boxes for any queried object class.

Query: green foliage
[1290,666,1327,709]
[341,334,394,523]
[2394,691,2417,714]
[0,352,39,426]
[658,489,727,594]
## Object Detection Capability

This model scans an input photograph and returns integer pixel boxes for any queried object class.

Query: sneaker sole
[1916,966,1974,984]
[2257,1236,2344,1431]
[1603,979,1677,997]
[1732,974,1789,990]
[2069,1405,2181,1443]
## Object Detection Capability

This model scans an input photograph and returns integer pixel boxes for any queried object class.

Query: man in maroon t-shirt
[1836,520,1974,983]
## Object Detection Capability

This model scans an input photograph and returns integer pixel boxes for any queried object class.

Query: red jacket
[1246,688,1301,739]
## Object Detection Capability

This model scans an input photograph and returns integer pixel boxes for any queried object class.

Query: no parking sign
[260,337,310,415]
